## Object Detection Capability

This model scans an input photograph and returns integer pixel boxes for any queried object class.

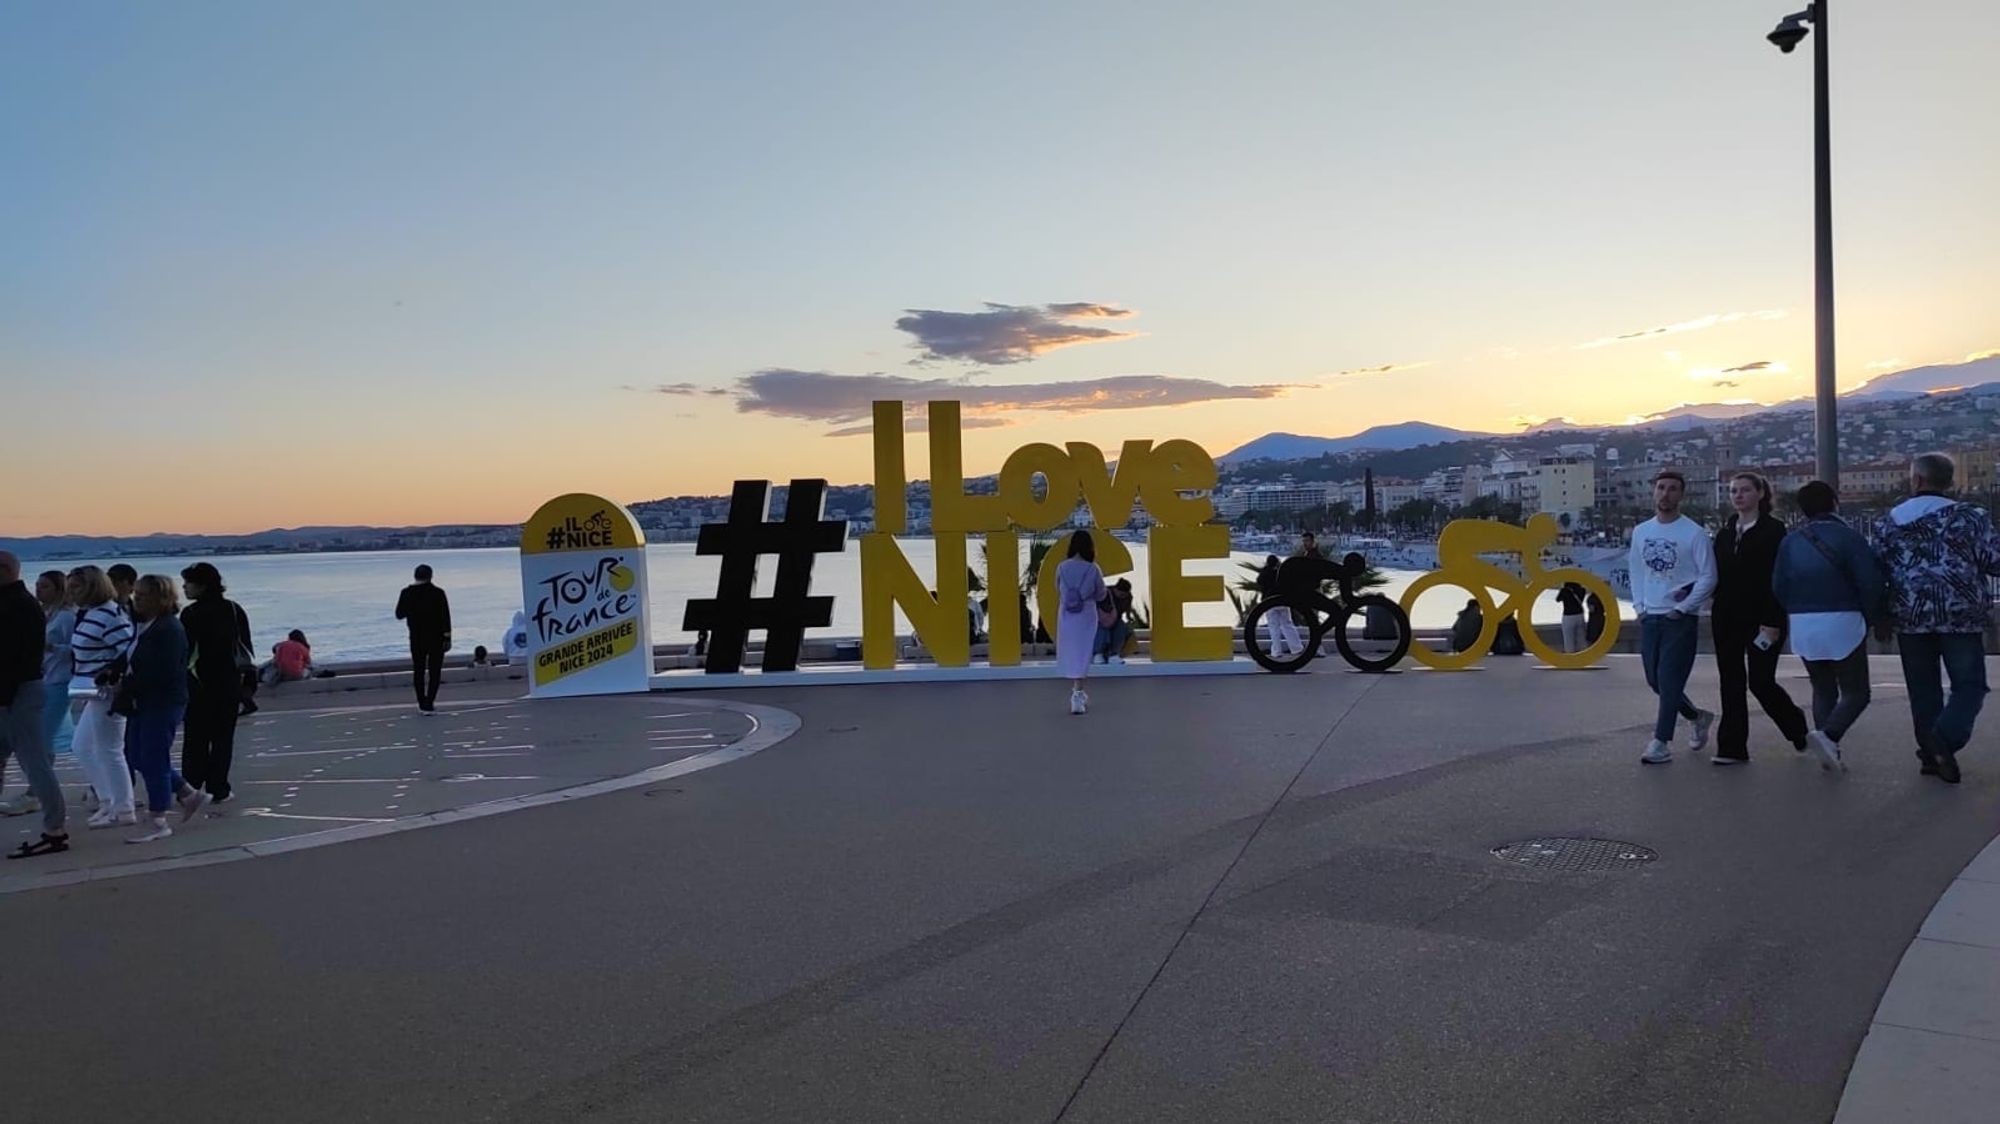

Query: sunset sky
[4,1,1996,537]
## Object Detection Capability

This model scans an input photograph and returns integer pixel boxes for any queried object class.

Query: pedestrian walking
[395,564,452,714]
[179,562,251,813]
[1557,581,1587,653]
[66,566,136,827]
[106,563,137,612]
[1054,530,1108,715]
[1710,472,1810,765]
[2,551,70,858]
[1874,453,2000,784]
[124,575,189,843]
[1628,470,1717,764]
[35,570,76,759]
[1773,481,1884,770]
[1256,555,1303,659]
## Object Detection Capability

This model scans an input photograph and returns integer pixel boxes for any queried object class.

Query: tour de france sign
[518,495,653,697]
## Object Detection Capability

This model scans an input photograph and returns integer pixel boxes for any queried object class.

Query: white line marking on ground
[245,811,395,824]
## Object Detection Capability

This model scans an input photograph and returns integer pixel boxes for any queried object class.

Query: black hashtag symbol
[544,525,567,551]
[683,479,848,673]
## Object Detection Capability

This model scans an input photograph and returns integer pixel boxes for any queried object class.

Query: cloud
[1687,360,1791,383]
[1575,310,1787,350]
[823,415,1014,438]
[1867,358,1906,370]
[894,302,1139,365]
[648,382,732,397]
[1041,302,1134,319]
[671,368,1294,432]
[1330,360,1433,377]
[1505,414,1548,430]
[1970,348,2000,362]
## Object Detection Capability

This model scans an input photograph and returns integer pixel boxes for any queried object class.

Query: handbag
[230,601,256,672]
[110,676,139,717]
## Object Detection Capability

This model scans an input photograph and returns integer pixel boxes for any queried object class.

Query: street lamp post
[1769,2,1838,489]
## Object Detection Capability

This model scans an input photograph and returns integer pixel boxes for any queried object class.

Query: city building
[1535,456,1595,525]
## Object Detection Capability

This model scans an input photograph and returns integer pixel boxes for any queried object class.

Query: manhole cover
[1493,837,1656,872]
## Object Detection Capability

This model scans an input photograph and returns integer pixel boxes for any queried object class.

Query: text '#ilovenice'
[535,617,640,686]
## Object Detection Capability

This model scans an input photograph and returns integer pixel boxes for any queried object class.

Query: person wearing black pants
[395,564,451,713]
[1711,472,1809,763]
[178,562,252,811]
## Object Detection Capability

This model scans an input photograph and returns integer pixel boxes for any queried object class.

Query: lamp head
[1767,11,1812,53]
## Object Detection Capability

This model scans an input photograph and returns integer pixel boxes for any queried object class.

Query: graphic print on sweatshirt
[1642,537,1679,574]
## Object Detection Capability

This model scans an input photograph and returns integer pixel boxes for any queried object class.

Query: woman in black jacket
[179,562,251,809]
[1711,472,1809,763]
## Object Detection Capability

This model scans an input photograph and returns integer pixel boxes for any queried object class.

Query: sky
[3,0,1996,537]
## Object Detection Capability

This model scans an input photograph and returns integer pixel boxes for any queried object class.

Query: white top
[1790,611,1866,662]
[1627,514,1717,617]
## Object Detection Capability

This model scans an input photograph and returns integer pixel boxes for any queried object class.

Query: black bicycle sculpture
[1243,552,1412,673]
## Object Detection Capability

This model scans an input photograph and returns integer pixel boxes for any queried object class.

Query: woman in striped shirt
[67,565,137,827]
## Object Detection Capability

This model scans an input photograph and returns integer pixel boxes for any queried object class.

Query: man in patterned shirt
[1875,452,2000,784]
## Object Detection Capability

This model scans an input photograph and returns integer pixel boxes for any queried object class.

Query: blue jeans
[127,704,186,815]
[1094,622,1131,661]
[2,681,66,835]
[1897,633,1988,759]
[1640,614,1702,743]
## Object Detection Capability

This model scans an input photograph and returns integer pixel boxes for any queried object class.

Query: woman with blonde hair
[124,575,190,842]
[67,565,137,827]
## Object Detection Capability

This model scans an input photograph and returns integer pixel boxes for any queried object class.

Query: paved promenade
[1,656,1996,1122]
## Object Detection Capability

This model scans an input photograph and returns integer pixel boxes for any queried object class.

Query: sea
[29,543,1622,663]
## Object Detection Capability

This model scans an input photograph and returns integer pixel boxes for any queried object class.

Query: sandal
[7,833,72,860]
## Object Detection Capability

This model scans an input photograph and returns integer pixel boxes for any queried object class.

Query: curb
[1833,833,2000,1123]
[0,697,799,898]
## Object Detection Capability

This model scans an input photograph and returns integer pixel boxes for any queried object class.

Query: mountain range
[1221,354,2000,462]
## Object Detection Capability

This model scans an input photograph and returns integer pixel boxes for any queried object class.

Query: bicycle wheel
[1398,571,1498,671]
[1244,597,1317,673]
[1333,594,1411,672]
[1518,569,1620,668]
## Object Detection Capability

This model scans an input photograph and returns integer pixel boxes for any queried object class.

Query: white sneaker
[1710,755,1746,767]
[1808,730,1845,772]
[1069,689,1085,715]
[127,818,173,844]
[178,790,209,824]
[1688,710,1714,751]
[1109,656,1126,665]
[1641,740,1673,765]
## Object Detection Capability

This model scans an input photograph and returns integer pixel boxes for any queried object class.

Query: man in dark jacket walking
[1875,453,2000,784]
[395,564,452,713]
[179,562,251,810]
[0,551,68,857]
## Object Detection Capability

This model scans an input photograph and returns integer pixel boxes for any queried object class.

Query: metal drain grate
[1493,837,1657,872]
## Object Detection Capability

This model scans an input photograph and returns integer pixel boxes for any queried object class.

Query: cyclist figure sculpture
[1399,513,1620,670]
[1245,552,1412,673]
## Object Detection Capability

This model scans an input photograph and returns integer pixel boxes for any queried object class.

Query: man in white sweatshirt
[1628,470,1717,763]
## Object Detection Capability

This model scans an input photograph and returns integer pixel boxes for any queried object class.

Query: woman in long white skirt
[1054,531,1108,715]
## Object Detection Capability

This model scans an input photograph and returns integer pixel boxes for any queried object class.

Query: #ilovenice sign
[519,494,653,697]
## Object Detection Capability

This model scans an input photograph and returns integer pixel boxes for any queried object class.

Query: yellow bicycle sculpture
[1398,513,1621,670]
